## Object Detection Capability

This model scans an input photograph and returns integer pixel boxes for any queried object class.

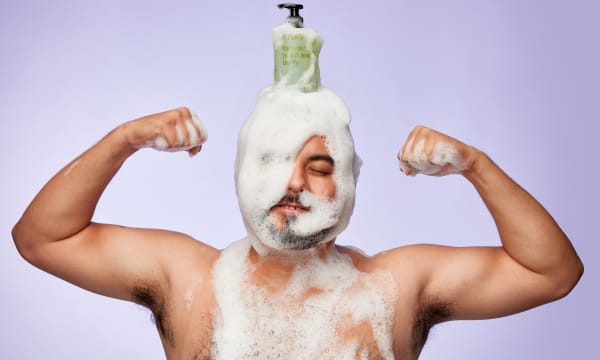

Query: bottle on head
[273,3,322,92]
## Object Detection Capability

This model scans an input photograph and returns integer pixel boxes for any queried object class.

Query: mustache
[269,192,309,210]
[280,192,300,204]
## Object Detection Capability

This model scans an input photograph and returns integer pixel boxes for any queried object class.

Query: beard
[246,190,340,252]
[268,215,335,250]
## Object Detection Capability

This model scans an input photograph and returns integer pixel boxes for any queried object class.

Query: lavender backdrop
[2,0,598,358]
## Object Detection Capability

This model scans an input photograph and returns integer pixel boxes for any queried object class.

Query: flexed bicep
[422,245,558,320]
[12,107,215,302]
[31,223,217,302]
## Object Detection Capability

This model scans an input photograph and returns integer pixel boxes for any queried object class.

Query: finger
[176,106,192,120]
[399,126,420,162]
[175,123,186,147]
[398,138,408,162]
[420,129,444,174]
[399,126,427,176]
[187,145,202,157]
[400,132,415,163]
[408,138,428,170]
[404,126,426,164]
[399,160,414,176]
[185,120,197,147]
[190,111,208,145]
[404,164,417,176]
[176,107,193,147]
[423,129,437,159]
[162,124,180,150]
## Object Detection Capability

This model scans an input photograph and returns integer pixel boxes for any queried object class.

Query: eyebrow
[308,154,335,166]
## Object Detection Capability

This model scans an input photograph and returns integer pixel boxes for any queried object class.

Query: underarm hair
[411,297,452,356]
[133,282,175,346]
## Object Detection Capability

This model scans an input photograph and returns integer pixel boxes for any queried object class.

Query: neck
[247,239,337,291]
[249,239,337,264]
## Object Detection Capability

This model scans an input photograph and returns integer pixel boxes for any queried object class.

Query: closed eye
[307,155,334,176]
[309,169,331,176]
[308,163,333,176]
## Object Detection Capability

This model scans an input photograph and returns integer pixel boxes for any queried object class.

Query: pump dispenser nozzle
[278,3,304,28]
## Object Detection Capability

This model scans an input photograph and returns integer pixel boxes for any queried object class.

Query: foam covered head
[235,87,361,253]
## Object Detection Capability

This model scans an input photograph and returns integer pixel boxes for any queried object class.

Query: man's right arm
[11,107,214,302]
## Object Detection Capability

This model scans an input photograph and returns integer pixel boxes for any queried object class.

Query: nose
[287,164,305,194]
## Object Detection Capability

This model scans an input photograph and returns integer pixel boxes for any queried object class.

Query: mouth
[271,202,310,216]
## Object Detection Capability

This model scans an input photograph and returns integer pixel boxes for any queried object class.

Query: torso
[142,239,441,360]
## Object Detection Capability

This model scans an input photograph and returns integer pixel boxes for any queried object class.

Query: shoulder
[120,227,221,296]
[345,244,449,272]
[132,230,221,307]
[336,243,443,279]
[346,244,465,298]
[161,232,221,274]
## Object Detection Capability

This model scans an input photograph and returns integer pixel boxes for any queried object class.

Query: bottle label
[273,28,322,92]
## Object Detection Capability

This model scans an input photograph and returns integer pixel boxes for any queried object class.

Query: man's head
[235,87,360,254]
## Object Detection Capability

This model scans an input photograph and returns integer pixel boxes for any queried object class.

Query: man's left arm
[395,126,583,320]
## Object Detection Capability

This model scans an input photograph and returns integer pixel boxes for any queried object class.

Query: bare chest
[162,279,430,360]
[160,241,432,360]
[206,240,401,359]
[165,301,422,360]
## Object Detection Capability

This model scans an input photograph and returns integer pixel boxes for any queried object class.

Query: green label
[274,33,321,92]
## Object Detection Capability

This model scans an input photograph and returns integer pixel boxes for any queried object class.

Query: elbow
[12,221,25,254]
[551,257,584,301]
[12,220,41,265]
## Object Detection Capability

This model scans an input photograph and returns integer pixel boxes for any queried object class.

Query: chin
[249,223,335,255]
[273,234,331,251]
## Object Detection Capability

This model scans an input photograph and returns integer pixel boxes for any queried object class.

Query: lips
[272,201,310,214]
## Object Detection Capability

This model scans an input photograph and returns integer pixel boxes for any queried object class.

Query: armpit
[133,281,174,346]
[411,297,452,356]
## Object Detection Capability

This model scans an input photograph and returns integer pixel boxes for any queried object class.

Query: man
[13,89,583,359]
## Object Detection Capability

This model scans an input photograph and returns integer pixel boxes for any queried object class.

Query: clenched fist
[123,107,208,157]
[398,126,478,176]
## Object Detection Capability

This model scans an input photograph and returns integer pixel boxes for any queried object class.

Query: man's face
[235,87,359,253]
[259,135,341,250]
[269,135,336,230]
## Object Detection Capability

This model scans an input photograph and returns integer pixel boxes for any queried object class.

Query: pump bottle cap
[278,3,304,28]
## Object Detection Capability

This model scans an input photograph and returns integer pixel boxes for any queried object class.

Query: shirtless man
[13,102,583,358]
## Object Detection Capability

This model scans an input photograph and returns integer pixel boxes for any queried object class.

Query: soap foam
[147,111,207,152]
[401,140,467,176]
[211,238,398,359]
[212,83,396,359]
[235,87,361,254]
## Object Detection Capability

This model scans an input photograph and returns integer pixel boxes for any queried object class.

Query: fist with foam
[235,87,361,254]
[398,125,473,176]
[126,107,207,156]
[151,110,207,152]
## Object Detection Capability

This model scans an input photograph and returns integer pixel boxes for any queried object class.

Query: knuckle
[414,125,427,133]
[177,106,191,119]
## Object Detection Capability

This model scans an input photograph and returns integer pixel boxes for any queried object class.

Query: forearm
[464,151,583,289]
[13,107,206,256]
[13,124,136,248]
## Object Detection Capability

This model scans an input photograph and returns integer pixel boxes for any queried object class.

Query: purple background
[2,1,598,358]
